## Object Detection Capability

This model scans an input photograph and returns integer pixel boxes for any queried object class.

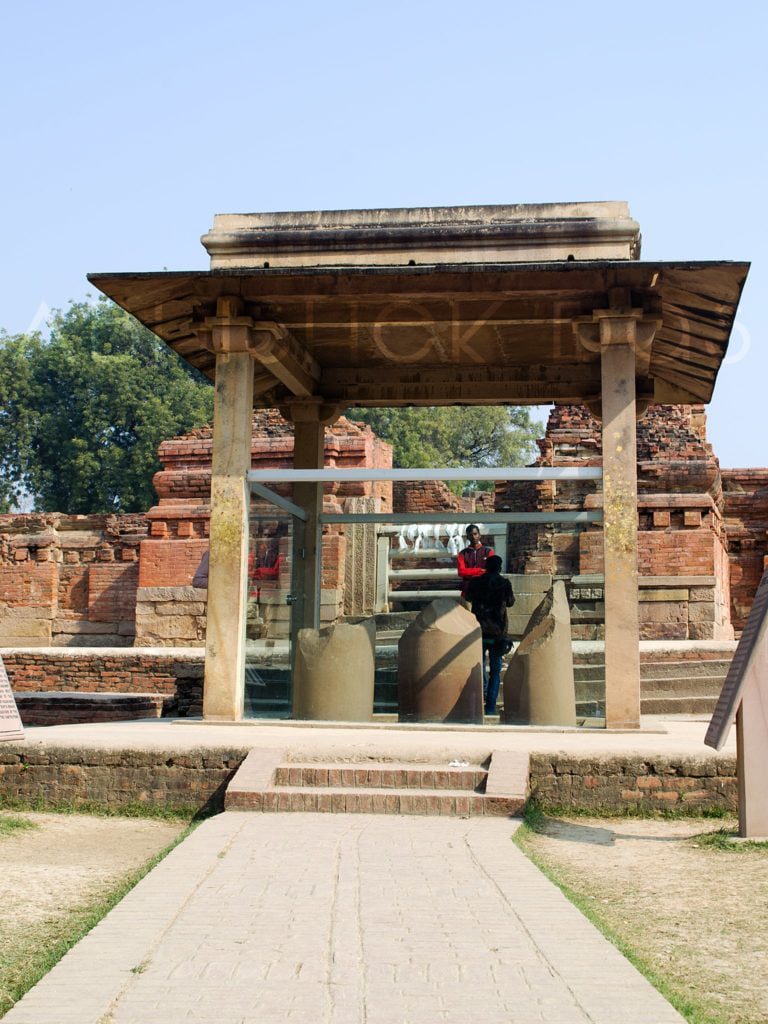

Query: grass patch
[514,821,715,1024]
[527,797,732,820]
[0,819,198,1017]
[0,794,204,823]
[690,827,768,853]
[0,814,38,838]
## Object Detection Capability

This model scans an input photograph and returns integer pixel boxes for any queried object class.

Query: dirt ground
[0,811,184,1016]
[518,816,768,1024]
[0,812,184,929]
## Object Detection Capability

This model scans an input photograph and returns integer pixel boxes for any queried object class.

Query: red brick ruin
[1,405,767,650]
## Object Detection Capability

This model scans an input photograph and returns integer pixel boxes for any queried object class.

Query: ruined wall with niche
[0,514,145,646]
[498,404,734,641]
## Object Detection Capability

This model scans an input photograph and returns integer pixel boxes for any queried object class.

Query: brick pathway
[5,814,684,1024]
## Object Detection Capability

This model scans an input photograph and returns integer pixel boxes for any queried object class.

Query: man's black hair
[485,555,503,573]
[466,524,480,536]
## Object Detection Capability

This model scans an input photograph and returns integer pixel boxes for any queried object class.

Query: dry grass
[516,812,768,1024]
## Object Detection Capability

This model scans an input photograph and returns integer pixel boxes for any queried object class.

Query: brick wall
[0,514,144,646]
[501,404,735,640]
[0,745,247,813]
[529,753,737,812]
[722,468,768,632]
[2,648,202,696]
[14,692,172,726]
[136,411,391,643]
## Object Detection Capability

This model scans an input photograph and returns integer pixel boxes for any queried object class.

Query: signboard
[0,654,24,742]
[705,569,768,751]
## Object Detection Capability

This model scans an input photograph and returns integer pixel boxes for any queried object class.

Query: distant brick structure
[0,514,144,646]
[136,410,392,644]
[721,469,768,632]
[500,404,736,640]
[2,406,768,648]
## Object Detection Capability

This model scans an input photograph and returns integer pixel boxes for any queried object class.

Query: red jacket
[457,544,494,596]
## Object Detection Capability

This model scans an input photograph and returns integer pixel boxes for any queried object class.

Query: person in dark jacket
[456,524,494,598]
[466,555,514,715]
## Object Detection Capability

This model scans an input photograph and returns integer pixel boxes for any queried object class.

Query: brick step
[224,749,529,818]
[273,762,487,791]
[641,695,718,715]
[227,786,522,817]
[14,691,172,727]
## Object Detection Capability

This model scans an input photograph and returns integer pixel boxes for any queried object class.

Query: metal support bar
[250,482,308,521]
[321,511,602,526]
[248,467,602,483]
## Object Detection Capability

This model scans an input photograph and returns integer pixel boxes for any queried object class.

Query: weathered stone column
[201,298,254,721]
[576,298,658,728]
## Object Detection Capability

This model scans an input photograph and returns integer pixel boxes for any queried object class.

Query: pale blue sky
[1,1,765,465]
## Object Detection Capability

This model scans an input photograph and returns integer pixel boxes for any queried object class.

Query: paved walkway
[5,814,684,1024]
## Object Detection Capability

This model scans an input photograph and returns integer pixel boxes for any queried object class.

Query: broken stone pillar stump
[398,599,483,724]
[502,581,576,726]
[293,617,375,721]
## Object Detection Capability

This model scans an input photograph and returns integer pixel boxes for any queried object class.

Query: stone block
[293,618,375,721]
[689,586,716,602]
[688,601,715,623]
[503,581,576,726]
[52,620,116,635]
[135,614,202,640]
[639,589,689,602]
[688,622,715,640]
[398,599,483,724]
[0,617,52,640]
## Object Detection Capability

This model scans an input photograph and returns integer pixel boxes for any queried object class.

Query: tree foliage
[348,406,542,486]
[0,299,214,513]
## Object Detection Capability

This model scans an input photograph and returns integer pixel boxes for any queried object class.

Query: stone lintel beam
[280,397,346,426]
[249,322,320,398]
[194,296,321,397]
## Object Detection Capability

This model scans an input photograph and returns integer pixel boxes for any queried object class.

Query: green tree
[348,406,542,487]
[0,298,214,513]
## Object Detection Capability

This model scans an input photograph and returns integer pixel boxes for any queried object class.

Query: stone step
[641,695,718,715]
[226,786,523,817]
[640,676,725,697]
[638,660,732,680]
[273,762,487,791]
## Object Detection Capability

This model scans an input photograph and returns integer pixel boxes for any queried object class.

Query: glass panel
[244,497,299,719]
[328,508,605,728]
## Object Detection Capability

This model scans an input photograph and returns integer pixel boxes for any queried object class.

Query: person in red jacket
[457,524,494,598]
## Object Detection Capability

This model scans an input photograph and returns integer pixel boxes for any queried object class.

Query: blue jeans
[482,640,504,715]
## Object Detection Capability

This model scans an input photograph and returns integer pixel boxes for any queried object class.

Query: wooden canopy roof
[89,259,748,409]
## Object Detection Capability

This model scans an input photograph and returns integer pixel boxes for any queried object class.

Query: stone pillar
[201,298,254,721]
[576,298,658,728]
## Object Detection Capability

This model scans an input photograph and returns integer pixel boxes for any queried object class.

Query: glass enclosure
[244,472,605,727]
[243,497,301,718]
